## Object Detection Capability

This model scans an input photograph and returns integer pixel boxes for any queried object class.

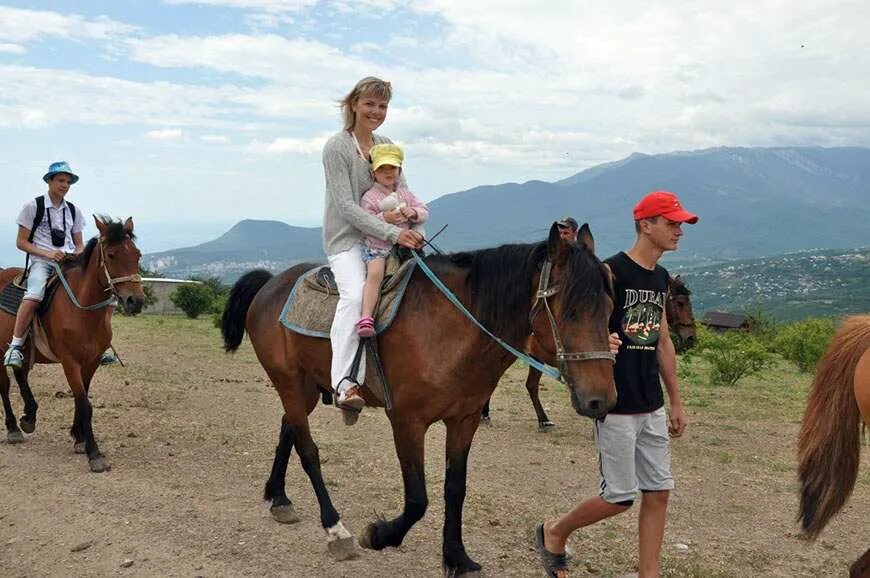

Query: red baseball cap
[633,190,698,224]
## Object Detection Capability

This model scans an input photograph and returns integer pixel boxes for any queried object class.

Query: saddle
[280,254,416,338]
[0,269,61,318]
[280,252,417,408]
[0,268,64,363]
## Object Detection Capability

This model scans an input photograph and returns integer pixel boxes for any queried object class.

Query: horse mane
[63,219,135,271]
[426,240,608,346]
[797,314,870,539]
[668,276,691,296]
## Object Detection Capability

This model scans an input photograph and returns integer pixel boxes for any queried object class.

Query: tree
[694,325,773,386]
[170,283,216,319]
[772,317,836,372]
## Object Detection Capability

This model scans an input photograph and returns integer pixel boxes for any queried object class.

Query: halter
[529,259,615,377]
[98,237,142,294]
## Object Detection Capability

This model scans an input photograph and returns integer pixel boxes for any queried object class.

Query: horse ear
[547,222,567,262]
[124,217,134,234]
[93,215,106,236]
[577,223,595,254]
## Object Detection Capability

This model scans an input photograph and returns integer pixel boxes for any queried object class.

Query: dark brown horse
[221,224,615,575]
[0,218,145,472]
[797,314,870,577]
[482,273,697,431]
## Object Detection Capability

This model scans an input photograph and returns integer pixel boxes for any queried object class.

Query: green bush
[772,317,836,372]
[744,304,779,345]
[170,283,216,319]
[694,325,773,386]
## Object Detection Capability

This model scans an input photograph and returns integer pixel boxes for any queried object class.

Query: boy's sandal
[535,523,568,578]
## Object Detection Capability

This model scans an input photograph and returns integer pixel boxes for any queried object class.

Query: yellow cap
[370,143,404,172]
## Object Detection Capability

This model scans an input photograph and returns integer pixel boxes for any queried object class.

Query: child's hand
[383,209,408,225]
[400,206,417,221]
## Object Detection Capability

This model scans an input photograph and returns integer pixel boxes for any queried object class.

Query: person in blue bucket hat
[4,162,86,368]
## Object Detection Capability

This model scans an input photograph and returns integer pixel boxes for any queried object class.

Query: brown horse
[221,224,615,575]
[482,273,697,431]
[0,218,145,472]
[797,314,870,577]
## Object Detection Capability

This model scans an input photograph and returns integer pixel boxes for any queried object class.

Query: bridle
[98,237,142,295]
[529,259,615,378]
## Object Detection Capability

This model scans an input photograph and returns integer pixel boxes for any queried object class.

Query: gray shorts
[594,407,674,504]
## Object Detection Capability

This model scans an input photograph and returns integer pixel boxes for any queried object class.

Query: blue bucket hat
[43,161,79,184]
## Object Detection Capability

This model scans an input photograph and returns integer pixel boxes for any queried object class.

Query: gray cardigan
[322,130,403,256]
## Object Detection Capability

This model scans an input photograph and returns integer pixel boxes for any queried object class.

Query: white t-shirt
[16,194,86,262]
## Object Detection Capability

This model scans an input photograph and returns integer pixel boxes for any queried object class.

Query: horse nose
[684,335,697,349]
[586,397,606,417]
[125,295,144,315]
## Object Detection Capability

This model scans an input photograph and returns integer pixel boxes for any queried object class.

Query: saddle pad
[0,282,25,317]
[280,258,417,339]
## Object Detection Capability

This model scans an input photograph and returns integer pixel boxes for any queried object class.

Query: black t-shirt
[604,252,670,414]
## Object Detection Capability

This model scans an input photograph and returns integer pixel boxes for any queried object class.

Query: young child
[356,143,428,337]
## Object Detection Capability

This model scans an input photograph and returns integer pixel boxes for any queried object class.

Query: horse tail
[222,269,273,352]
[797,315,870,539]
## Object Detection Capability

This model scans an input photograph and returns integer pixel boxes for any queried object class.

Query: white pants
[328,245,366,394]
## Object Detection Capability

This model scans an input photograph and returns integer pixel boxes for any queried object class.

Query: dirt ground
[1,316,867,577]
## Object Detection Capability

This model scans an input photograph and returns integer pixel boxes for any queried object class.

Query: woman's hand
[397,229,424,249]
[383,208,408,225]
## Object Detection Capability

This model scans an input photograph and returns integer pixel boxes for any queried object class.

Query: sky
[1,0,869,258]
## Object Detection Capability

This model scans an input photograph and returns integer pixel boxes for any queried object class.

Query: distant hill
[672,247,870,321]
[142,146,870,281]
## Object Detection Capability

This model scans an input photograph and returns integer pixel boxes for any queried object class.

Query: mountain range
[142,146,870,281]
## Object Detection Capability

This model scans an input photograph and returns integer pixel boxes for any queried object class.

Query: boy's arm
[72,231,84,254]
[16,226,61,261]
[657,309,687,437]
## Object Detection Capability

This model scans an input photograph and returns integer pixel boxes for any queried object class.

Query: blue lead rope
[51,263,116,311]
[410,251,562,381]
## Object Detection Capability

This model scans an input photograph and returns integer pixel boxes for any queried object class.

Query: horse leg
[360,419,428,550]
[263,416,300,524]
[480,398,491,426]
[851,547,870,578]
[13,367,38,434]
[525,367,554,431]
[1,369,24,443]
[63,359,109,472]
[442,414,483,576]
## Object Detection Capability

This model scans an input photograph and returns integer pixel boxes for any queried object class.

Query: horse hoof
[74,441,86,454]
[270,504,300,524]
[7,430,25,444]
[89,457,111,473]
[538,421,556,432]
[327,535,357,560]
[358,523,376,550]
[19,416,36,434]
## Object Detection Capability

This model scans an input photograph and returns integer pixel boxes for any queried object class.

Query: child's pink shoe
[356,316,376,338]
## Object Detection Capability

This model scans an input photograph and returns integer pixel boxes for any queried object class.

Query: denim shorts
[24,260,55,302]
[362,246,391,264]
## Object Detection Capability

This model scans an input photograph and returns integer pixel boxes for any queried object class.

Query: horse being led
[482,273,696,431]
[797,314,870,578]
[221,223,615,576]
[0,218,145,472]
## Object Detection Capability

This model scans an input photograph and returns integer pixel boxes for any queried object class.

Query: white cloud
[0,7,136,44]
[248,136,328,155]
[202,134,231,143]
[163,0,317,12]
[146,128,187,140]
[0,42,25,54]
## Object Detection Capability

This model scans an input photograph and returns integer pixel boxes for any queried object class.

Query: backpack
[24,196,77,271]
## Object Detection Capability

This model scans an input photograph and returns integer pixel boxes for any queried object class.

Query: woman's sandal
[356,316,376,338]
[536,523,568,578]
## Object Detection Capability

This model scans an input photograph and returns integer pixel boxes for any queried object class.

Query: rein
[50,237,142,311]
[410,251,613,384]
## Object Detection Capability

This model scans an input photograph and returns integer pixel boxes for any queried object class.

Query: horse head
[666,274,696,351]
[94,216,146,315]
[529,222,616,419]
